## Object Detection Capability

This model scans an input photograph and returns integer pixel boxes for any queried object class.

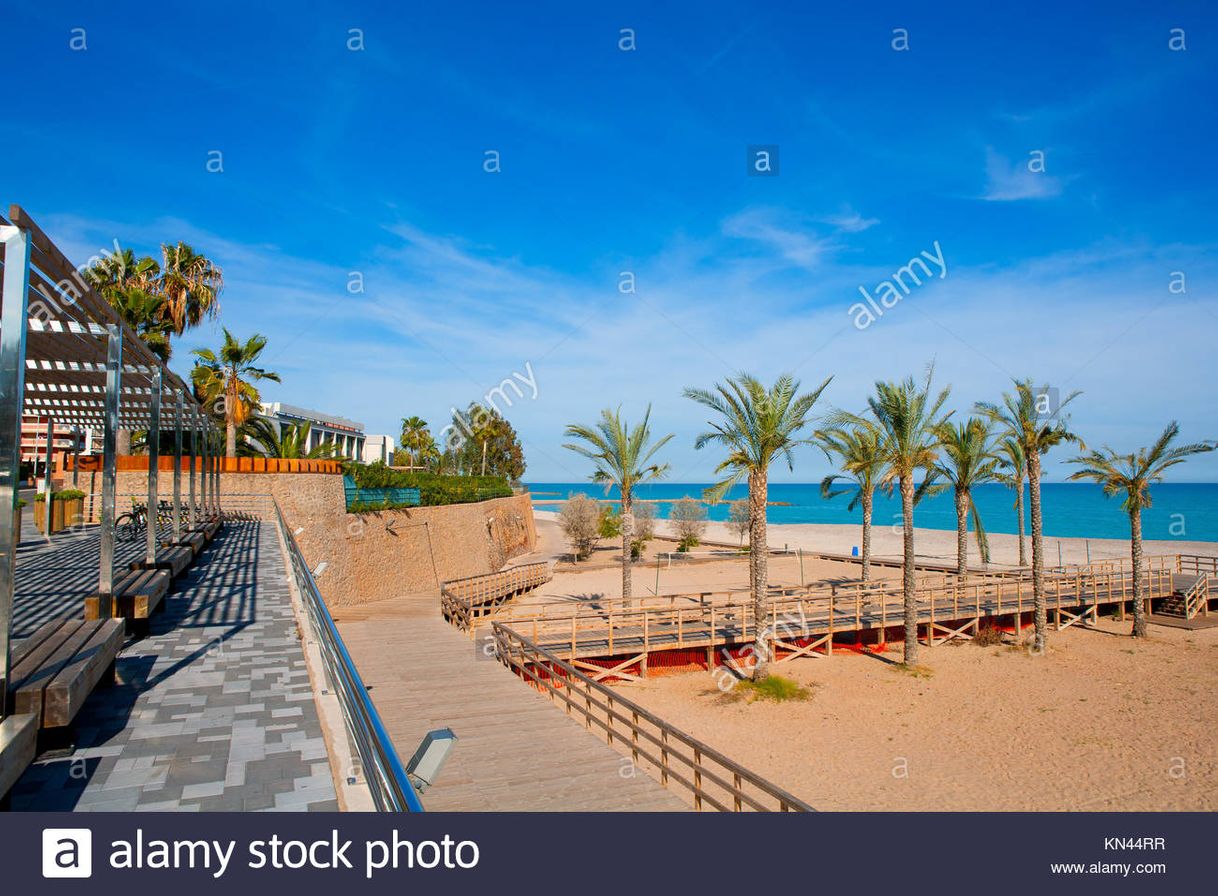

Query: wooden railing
[441,562,553,631]
[1183,574,1210,619]
[502,560,1180,662]
[492,623,812,812]
[1178,554,1218,577]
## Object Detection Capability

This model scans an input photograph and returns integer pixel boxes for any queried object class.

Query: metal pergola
[0,204,221,707]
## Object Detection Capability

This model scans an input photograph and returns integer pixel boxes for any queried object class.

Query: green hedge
[33,489,86,503]
[344,463,513,506]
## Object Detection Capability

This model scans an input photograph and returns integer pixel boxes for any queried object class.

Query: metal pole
[173,392,182,541]
[72,427,80,487]
[214,425,223,519]
[188,408,198,528]
[0,223,32,706]
[98,324,123,616]
[209,424,218,518]
[146,368,162,565]
[214,425,222,520]
[42,416,54,536]
[199,413,208,523]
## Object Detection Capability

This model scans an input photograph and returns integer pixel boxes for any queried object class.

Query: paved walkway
[337,597,686,811]
[8,518,338,811]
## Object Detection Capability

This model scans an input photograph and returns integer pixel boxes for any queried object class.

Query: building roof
[260,402,365,433]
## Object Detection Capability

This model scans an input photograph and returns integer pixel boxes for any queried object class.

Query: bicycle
[114,500,175,541]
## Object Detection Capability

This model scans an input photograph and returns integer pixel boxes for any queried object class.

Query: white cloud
[35,209,1218,482]
[821,207,879,233]
[981,148,1063,201]
[721,207,838,269]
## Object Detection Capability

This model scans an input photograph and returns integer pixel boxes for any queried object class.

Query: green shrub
[598,507,621,539]
[345,461,512,506]
[33,489,86,503]
[728,674,812,703]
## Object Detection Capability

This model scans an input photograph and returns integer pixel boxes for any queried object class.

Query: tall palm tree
[815,420,888,582]
[191,329,281,457]
[934,417,1000,575]
[399,416,432,468]
[1067,423,1213,637]
[832,367,951,666]
[239,417,339,459]
[686,373,832,680]
[160,242,223,334]
[85,249,172,360]
[994,437,1029,567]
[977,381,1082,653]
[563,406,673,605]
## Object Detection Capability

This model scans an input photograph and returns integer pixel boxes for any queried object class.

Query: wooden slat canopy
[0,204,202,427]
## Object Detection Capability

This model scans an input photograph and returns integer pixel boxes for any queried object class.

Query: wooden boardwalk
[335,595,685,811]
[488,555,1216,680]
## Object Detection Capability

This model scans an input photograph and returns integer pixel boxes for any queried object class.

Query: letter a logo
[42,829,93,878]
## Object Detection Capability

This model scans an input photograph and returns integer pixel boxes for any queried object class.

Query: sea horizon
[525,481,1218,543]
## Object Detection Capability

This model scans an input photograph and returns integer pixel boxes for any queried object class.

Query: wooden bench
[130,544,192,578]
[10,618,123,731]
[85,568,171,626]
[0,713,38,802]
[175,531,207,557]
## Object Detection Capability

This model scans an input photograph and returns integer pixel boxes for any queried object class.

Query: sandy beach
[516,507,1218,811]
[533,508,1218,570]
[612,620,1218,811]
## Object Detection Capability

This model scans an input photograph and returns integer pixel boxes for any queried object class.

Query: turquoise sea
[525,482,1218,543]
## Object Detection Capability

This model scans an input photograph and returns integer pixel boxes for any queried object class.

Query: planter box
[61,497,84,528]
[33,501,59,533]
[13,508,21,546]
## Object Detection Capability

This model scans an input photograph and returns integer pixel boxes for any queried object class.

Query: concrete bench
[10,617,123,732]
[130,544,192,578]
[85,568,171,626]
[195,518,222,542]
[0,713,38,803]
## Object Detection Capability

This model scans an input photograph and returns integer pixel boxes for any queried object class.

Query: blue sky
[3,1,1217,482]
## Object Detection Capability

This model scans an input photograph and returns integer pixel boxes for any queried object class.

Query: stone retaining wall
[72,470,537,608]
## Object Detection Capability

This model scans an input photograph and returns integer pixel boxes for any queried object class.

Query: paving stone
[11,521,338,812]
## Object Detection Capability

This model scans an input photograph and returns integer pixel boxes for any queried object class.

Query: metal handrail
[272,500,423,812]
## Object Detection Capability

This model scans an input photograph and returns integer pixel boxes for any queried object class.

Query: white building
[362,434,395,465]
[258,402,366,461]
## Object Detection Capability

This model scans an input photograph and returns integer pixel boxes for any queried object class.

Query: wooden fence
[68,456,344,474]
[492,623,812,812]
[441,562,554,631]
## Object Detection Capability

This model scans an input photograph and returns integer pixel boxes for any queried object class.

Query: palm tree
[1067,423,1213,637]
[159,242,223,334]
[815,420,888,582]
[685,373,832,680]
[977,381,1082,653]
[85,249,172,360]
[563,406,673,605]
[399,416,432,468]
[832,368,951,666]
[934,417,1000,575]
[995,437,1029,566]
[240,417,339,459]
[191,329,281,457]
